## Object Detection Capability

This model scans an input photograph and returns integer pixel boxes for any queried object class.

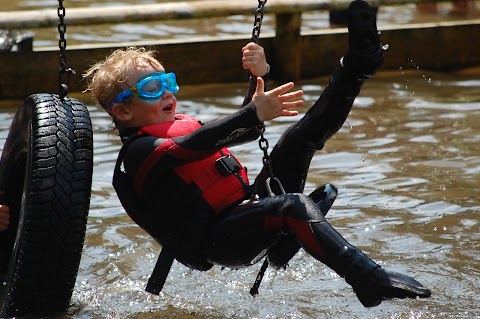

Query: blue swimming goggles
[111,72,179,106]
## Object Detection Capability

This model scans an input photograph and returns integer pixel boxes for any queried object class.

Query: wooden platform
[0,11,478,100]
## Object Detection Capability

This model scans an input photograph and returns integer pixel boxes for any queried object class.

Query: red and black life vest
[134,113,250,213]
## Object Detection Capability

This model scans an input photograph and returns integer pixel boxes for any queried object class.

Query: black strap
[250,258,269,296]
[145,245,176,295]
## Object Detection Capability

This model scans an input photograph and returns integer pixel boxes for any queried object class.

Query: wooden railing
[0,0,478,100]
[0,0,453,29]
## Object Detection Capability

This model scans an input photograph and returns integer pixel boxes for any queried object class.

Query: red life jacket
[135,114,250,213]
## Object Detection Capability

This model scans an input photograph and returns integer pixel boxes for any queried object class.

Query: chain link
[251,0,267,43]
[258,124,272,174]
[57,0,75,99]
[248,0,267,80]
[258,123,286,196]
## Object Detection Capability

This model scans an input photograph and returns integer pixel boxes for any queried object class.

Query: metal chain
[248,0,266,80]
[258,123,285,196]
[248,0,284,297]
[258,124,274,179]
[251,0,267,44]
[250,0,285,197]
[57,0,75,99]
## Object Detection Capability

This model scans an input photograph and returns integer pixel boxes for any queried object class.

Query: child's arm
[124,77,303,178]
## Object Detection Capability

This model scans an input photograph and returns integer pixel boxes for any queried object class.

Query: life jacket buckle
[215,155,241,176]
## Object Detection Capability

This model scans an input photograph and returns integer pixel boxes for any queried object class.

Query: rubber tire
[0,93,93,318]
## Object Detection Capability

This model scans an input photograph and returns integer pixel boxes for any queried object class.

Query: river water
[2,67,480,319]
[2,0,480,318]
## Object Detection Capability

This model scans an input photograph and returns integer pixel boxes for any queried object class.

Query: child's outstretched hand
[0,204,10,232]
[242,42,269,77]
[252,77,304,122]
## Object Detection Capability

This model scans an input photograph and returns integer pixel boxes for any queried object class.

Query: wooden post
[273,13,302,82]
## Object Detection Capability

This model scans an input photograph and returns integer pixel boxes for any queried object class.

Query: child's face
[121,64,178,126]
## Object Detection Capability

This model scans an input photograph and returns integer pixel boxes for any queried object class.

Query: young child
[84,0,431,307]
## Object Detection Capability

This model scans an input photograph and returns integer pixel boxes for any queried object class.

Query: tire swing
[0,2,93,318]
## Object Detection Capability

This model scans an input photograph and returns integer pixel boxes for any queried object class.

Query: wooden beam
[0,0,455,29]
[1,20,479,101]
[274,13,302,82]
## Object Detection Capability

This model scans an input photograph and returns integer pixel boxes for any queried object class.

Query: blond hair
[83,47,163,111]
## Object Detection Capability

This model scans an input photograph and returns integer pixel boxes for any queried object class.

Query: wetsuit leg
[252,0,384,268]
[266,183,338,269]
[253,65,366,197]
[253,0,384,197]
[252,51,381,269]
[206,193,431,307]
[253,54,384,197]
[204,193,325,268]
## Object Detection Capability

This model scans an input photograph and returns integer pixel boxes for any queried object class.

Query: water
[2,0,480,318]
[1,67,480,318]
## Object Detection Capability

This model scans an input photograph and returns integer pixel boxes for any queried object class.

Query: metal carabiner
[265,177,286,197]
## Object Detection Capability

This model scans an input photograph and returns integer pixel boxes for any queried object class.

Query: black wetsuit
[114,63,366,273]
[112,4,432,306]
[120,102,262,270]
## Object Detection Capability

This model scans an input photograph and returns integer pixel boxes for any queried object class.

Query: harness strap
[250,258,269,296]
[145,246,176,295]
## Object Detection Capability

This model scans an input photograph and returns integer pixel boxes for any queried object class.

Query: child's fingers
[255,77,265,94]
[268,82,296,96]
[279,90,304,101]
[280,110,300,117]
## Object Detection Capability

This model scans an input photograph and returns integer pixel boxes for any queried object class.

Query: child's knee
[283,193,326,223]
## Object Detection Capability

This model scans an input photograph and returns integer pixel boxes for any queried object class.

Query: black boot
[308,183,338,215]
[342,0,384,79]
[339,245,432,307]
[308,221,431,307]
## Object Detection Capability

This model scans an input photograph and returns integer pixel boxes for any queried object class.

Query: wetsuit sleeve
[179,102,262,149]
[124,102,262,175]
